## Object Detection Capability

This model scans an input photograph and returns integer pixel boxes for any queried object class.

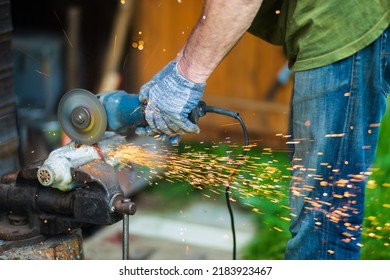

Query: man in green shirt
[136,0,390,259]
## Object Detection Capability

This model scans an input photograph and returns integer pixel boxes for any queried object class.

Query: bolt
[114,198,137,215]
[75,114,85,124]
[127,202,137,215]
[71,107,91,129]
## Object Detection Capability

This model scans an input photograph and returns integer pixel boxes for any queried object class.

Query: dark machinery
[0,88,207,260]
[0,153,136,259]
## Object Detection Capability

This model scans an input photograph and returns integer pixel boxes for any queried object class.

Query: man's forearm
[177,0,263,83]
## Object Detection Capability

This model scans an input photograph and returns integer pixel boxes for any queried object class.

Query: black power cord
[200,105,249,260]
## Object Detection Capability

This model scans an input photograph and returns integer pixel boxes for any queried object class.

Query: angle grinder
[57,88,207,145]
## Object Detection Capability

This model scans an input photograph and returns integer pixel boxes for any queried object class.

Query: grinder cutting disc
[58,88,107,145]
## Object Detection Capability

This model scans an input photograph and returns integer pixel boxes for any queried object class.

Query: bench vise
[0,133,137,259]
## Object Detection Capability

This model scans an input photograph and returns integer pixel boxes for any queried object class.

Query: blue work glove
[139,61,176,101]
[136,61,178,143]
[135,61,206,144]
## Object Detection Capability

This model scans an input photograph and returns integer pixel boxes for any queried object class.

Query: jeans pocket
[381,27,390,97]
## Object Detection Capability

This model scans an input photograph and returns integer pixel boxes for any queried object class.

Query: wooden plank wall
[122,0,293,149]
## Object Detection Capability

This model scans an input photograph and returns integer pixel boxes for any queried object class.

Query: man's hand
[138,61,176,101]
[136,61,206,143]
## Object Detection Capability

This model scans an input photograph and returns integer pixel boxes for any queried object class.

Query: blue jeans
[284,26,390,259]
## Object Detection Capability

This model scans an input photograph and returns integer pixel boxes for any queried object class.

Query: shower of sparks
[52,9,73,48]
[35,69,49,77]
[107,142,288,202]
[132,40,144,50]
[106,140,390,249]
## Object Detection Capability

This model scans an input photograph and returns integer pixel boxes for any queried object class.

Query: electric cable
[203,106,249,260]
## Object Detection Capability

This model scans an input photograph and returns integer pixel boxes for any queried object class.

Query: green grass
[360,98,390,259]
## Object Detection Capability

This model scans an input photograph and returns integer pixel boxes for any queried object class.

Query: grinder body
[98,90,147,131]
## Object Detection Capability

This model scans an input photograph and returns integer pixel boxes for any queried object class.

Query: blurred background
[10,0,293,164]
[0,0,389,260]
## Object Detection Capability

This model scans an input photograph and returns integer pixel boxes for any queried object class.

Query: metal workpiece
[37,132,127,191]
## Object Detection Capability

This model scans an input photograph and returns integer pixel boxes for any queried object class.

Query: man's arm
[137,0,263,141]
[177,0,263,83]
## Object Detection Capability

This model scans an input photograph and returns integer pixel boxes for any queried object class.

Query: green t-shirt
[248,0,390,71]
